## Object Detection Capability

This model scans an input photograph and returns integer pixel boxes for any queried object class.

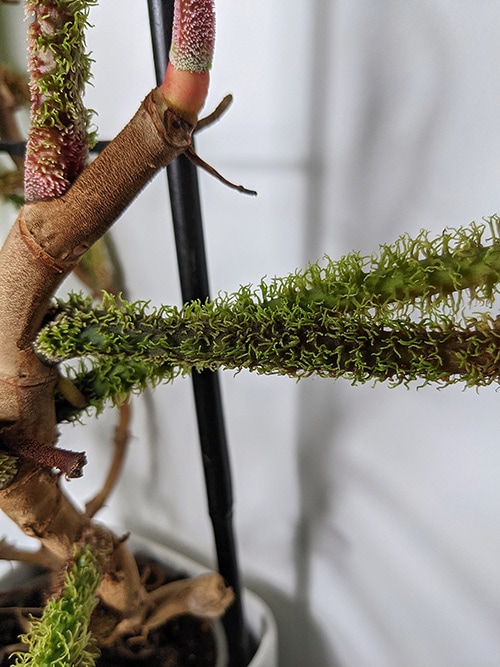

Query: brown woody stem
[0,90,194,615]
[0,459,148,618]
[0,89,193,447]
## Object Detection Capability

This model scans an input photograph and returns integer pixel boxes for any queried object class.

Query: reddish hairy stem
[160,0,215,123]
[169,0,215,73]
[24,1,91,201]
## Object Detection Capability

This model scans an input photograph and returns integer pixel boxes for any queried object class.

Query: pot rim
[126,533,278,667]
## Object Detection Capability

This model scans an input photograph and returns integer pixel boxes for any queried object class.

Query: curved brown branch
[85,401,131,518]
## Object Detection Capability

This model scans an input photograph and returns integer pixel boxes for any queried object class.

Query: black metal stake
[146,2,252,664]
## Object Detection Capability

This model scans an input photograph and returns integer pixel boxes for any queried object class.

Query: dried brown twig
[85,400,131,518]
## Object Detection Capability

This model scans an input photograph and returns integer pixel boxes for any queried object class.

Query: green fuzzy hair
[12,544,101,667]
[26,0,97,139]
[35,217,500,421]
[23,0,99,199]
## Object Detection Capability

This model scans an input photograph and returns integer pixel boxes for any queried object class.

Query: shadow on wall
[244,575,340,667]
[126,521,340,665]
[294,378,348,667]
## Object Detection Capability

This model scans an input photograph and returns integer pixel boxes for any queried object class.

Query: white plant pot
[0,535,278,667]
[128,536,278,667]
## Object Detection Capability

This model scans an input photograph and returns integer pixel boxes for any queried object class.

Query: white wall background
[1,2,500,666]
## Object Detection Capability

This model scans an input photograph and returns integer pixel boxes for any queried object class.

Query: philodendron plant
[0,0,236,664]
[1,0,500,664]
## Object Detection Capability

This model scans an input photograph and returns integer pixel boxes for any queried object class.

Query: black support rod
[146,2,252,664]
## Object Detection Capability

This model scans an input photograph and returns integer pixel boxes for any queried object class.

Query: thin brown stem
[85,401,131,518]
[0,538,61,571]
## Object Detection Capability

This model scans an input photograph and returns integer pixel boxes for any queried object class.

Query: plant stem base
[0,555,219,667]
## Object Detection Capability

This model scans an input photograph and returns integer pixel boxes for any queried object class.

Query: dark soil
[0,554,218,667]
